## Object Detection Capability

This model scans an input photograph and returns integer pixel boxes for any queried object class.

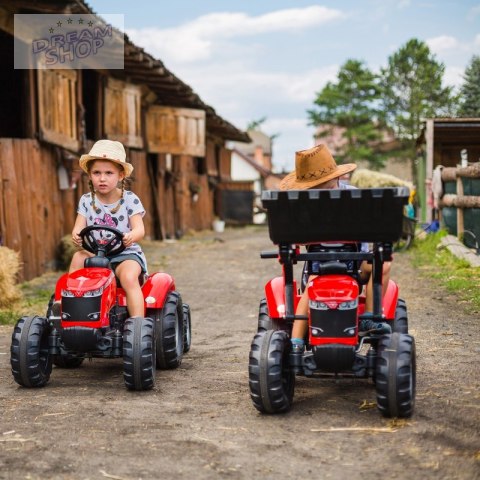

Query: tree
[308,59,387,169]
[458,55,480,117]
[380,38,457,183]
[246,117,267,131]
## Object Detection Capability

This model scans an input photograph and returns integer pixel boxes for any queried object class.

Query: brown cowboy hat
[279,144,356,190]
[79,139,133,177]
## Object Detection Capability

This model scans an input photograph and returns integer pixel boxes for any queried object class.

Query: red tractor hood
[64,268,114,295]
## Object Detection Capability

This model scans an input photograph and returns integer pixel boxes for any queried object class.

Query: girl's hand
[72,232,82,248]
[123,232,133,247]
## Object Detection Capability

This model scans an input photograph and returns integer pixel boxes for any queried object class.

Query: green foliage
[458,55,480,117]
[410,230,480,314]
[380,39,458,183]
[308,59,386,169]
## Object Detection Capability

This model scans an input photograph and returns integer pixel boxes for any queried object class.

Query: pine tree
[459,55,480,117]
[308,59,386,169]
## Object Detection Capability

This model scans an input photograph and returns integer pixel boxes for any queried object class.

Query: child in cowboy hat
[279,144,392,354]
[70,139,147,318]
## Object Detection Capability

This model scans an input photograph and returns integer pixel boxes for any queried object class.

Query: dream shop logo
[32,18,112,66]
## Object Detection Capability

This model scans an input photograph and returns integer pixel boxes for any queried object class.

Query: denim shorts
[108,253,147,273]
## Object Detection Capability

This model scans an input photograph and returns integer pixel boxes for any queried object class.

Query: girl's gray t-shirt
[77,191,147,271]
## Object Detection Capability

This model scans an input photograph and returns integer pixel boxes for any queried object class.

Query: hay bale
[350,169,413,189]
[58,234,76,269]
[0,247,21,308]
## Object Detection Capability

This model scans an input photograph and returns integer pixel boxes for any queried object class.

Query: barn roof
[3,0,250,142]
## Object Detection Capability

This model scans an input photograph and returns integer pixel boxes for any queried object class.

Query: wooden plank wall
[128,149,154,239]
[0,138,76,280]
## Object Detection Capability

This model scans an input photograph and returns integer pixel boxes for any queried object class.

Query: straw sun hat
[279,144,357,190]
[79,139,133,177]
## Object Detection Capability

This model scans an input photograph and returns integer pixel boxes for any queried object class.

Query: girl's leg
[360,261,392,313]
[115,260,144,317]
[69,250,93,273]
[291,289,309,339]
[291,274,317,350]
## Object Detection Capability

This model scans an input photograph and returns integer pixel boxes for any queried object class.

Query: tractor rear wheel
[123,317,156,391]
[148,291,184,369]
[257,298,285,333]
[182,303,192,354]
[392,298,409,333]
[375,332,416,418]
[11,316,52,388]
[248,329,295,414]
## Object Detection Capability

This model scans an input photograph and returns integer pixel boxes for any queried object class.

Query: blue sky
[92,0,480,171]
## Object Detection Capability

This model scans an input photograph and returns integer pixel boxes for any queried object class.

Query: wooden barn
[0,0,250,280]
[417,118,480,246]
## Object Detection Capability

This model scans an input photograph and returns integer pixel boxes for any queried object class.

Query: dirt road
[0,226,478,479]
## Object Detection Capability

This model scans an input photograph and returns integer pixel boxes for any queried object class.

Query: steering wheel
[80,225,126,257]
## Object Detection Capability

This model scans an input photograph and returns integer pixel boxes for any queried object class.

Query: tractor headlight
[61,289,75,297]
[309,300,328,310]
[83,287,103,297]
[338,299,358,310]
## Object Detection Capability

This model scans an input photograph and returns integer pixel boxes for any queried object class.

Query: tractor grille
[61,296,101,322]
[310,308,357,338]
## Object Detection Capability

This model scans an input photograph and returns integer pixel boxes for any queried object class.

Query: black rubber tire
[123,317,156,391]
[150,291,184,369]
[394,234,413,252]
[10,316,52,388]
[248,329,295,414]
[375,332,416,418]
[257,298,285,333]
[182,303,192,354]
[392,298,409,334]
[53,354,85,368]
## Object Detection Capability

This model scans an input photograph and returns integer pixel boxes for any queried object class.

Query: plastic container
[261,187,409,244]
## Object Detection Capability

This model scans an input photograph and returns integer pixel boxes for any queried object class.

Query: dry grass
[0,247,21,309]
[58,234,76,269]
[350,168,413,189]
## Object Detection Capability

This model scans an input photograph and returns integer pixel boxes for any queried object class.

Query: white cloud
[126,6,344,63]
[173,62,338,118]
[426,35,460,53]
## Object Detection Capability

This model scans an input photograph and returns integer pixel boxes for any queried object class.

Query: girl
[70,139,147,318]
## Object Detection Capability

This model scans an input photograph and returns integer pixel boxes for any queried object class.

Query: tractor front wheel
[248,329,295,414]
[375,332,416,418]
[11,316,52,388]
[123,317,156,391]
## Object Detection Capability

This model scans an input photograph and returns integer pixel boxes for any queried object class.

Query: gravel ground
[0,225,478,480]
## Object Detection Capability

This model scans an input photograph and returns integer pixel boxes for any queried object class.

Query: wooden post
[456,175,464,239]
[425,119,434,222]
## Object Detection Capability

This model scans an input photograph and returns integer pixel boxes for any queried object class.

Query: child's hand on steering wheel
[123,232,134,247]
[72,232,82,248]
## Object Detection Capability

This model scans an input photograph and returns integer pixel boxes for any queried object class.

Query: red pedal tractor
[248,188,416,417]
[11,225,191,391]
